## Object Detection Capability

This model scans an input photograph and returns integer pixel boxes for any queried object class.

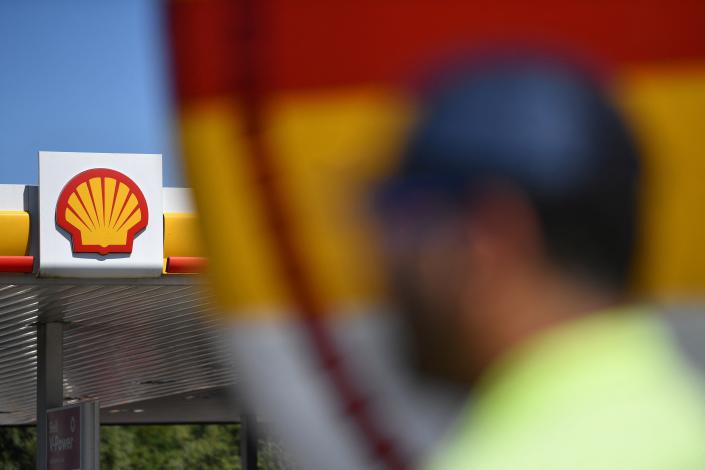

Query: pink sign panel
[47,405,81,470]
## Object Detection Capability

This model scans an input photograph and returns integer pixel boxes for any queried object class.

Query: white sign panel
[39,151,163,277]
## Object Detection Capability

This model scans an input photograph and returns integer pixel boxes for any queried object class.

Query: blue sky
[0,1,182,186]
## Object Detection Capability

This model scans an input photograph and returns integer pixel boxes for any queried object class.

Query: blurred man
[377,58,705,469]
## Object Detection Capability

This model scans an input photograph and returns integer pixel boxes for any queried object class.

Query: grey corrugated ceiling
[0,275,233,425]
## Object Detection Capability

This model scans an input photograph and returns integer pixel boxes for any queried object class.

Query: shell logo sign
[39,151,163,278]
[55,168,149,255]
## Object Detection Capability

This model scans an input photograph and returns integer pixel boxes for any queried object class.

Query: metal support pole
[240,413,258,470]
[37,321,64,470]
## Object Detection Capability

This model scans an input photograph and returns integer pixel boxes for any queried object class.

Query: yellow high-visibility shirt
[427,307,705,470]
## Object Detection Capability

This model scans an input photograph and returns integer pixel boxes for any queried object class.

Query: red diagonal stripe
[232,0,408,468]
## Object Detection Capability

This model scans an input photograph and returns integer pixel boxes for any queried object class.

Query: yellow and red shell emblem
[56,168,149,255]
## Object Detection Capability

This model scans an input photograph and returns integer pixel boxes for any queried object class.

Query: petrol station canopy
[0,152,236,426]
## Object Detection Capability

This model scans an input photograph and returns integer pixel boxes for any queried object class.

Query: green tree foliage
[0,424,293,469]
[0,426,36,470]
[101,424,242,469]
